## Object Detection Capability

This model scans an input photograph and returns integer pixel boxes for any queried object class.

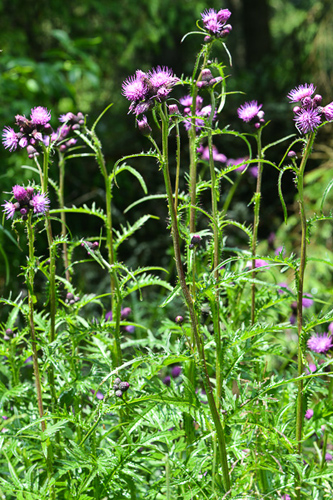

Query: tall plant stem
[27,215,46,432]
[92,136,123,367]
[207,91,222,410]
[295,131,316,462]
[188,47,210,234]
[160,106,231,494]
[174,121,181,213]
[37,149,57,408]
[251,129,263,325]
[58,152,71,282]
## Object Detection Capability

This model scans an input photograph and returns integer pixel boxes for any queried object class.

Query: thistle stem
[295,131,316,499]
[58,151,71,282]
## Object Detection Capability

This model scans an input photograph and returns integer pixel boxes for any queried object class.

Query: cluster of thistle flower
[200,8,232,42]
[81,240,99,255]
[2,106,84,157]
[113,377,130,398]
[2,184,50,221]
[287,83,333,134]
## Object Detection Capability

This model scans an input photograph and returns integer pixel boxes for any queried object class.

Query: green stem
[251,129,263,325]
[174,121,181,213]
[295,131,316,499]
[160,106,231,494]
[27,215,45,432]
[58,152,71,282]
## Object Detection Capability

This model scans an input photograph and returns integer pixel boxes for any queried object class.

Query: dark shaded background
[1,0,333,297]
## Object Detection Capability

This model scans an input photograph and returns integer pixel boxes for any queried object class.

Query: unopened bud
[115,390,123,398]
[168,104,180,115]
[119,381,130,392]
[137,115,152,136]
[175,315,184,324]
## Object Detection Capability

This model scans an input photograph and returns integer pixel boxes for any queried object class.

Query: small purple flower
[275,246,285,256]
[30,192,50,215]
[322,102,333,121]
[90,389,104,400]
[2,201,16,220]
[289,314,296,325]
[137,115,152,136]
[163,375,171,386]
[122,72,148,102]
[171,366,182,378]
[328,322,333,334]
[305,363,317,374]
[281,495,291,500]
[217,9,232,23]
[302,294,313,308]
[12,185,28,202]
[2,126,18,151]
[325,452,333,462]
[305,408,314,420]
[124,325,135,334]
[199,145,227,163]
[30,106,51,126]
[201,8,231,37]
[247,259,269,269]
[175,315,184,324]
[237,101,262,123]
[105,311,113,321]
[307,332,333,353]
[278,282,290,294]
[148,66,178,91]
[294,107,322,134]
[287,83,316,103]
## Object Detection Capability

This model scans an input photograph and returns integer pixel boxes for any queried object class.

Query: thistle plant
[2,7,333,500]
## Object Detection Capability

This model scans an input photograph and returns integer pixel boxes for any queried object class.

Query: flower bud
[114,377,121,386]
[175,315,184,324]
[119,381,130,392]
[137,115,152,136]
[168,104,180,115]
[66,292,74,300]
[115,390,123,398]
[287,150,296,158]
[189,234,202,248]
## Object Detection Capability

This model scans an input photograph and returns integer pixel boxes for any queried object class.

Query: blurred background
[1,0,333,303]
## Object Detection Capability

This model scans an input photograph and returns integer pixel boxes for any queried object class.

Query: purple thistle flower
[124,325,135,334]
[137,115,152,136]
[294,107,322,134]
[12,185,28,201]
[328,322,333,334]
[199,145,227,163]
[163,375,171,386]
[105,311,113,321]
[148,66,177,91]
[287,83,316,103]
[307,332,333,353]
[171,365,182,378]
[237,101,262,123]
[30,106,51,126]
[2,126,18,152]
[305,363,317,374]
[305,408,314,420]
[2,201,16,220]
[59,112,75,123]
[281,495,291,500]
[322,102,333,121]
[122,71,148,102]
[302,294,313,308]
[217,9,232,23]
[325,452,333,462]
[30,192,50,215]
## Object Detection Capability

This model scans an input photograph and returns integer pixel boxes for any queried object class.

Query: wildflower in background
[90,389,104,400]
[2,185,50,221]
[281,495,291,500]
[237,100,265,128]
[294,108,322,134]
[287,83,316,103]
[198,144,227,163]
[201,8,232,41]
[30,106,51,127]
[325,452,333,462]
[305,408,314,420]
[305,363,317,374]
[2,126,18,151]
[122,66,178,115]
[307,332,333,353]
[171,365,182,378]
[246,259,269,269]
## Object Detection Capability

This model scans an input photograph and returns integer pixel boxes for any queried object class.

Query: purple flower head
[249,166,259,178]
[12,185,28,202]
[328,322,333,334]
[217,9,232,23]
[59,112,75,123]
[325,452,333,462]
[307,332,333,353]
[278,282,291,294]
[105,311,113,321]
[302,294,313,308]
[122,71,148,102]
[90,389,104,400]
[237,101,262,123]
[305,408,314,420]
[287,83,316,103]
[246,259,269,269]
[322,102,333,121]
[2,126,19,152]
[171,365,182,378]
[199,145,227,163]
[294,107,322,134]
[175,315,184,324]
[121,307,131,319]
[30,106,51,126]
[2,201,16,220]
[305,363,317,374]
[124,325,135,334]
[137,115,152,136]
[30,192,50,215]
[275,245,285,257]
[148,66,178,91]
[163,375,171,386]
[290,313,296,325]
[281,495,291,500]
